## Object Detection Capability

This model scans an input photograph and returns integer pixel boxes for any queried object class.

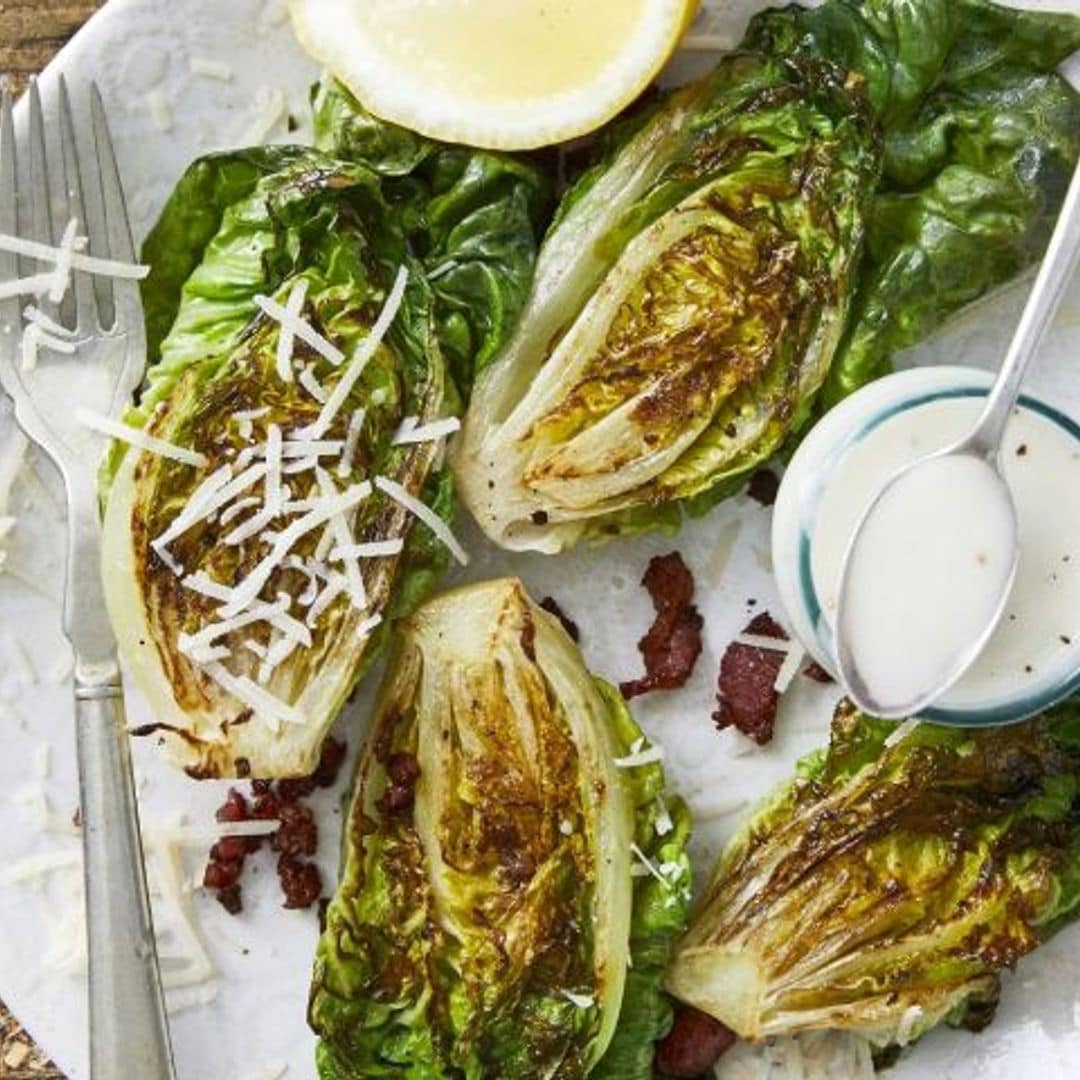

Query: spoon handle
[971,159,1080,457]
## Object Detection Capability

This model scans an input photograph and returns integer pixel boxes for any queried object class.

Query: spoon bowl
[835,448,1019,718]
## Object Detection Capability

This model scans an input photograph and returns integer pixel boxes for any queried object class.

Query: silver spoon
[835,158,1080,719]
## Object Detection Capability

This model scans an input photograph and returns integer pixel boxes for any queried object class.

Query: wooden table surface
[0,4,102,1072]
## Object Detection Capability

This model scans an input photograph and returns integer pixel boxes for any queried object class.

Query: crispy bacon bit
[747,468,780,507]
[620,553,704,700]
[203,787,255,908]
[271,802,318,857]
[213,834,251,863]
[202,739,348,914]
[377,752,421,816]
[803,660,834,684]
[540,596,580,642]
[216,884,243,916]
[655,1006,737,1078]
[714,613,789,745]
[279,854,322,909]
[215,788,249,824]
[278,736,348,801]
[203,852,243,891]
[252,790,282,821]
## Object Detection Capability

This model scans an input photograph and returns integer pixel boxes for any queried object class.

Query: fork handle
[75,657,177,1080]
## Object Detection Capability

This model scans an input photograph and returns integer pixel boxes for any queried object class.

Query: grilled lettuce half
[667,698,1080,1055]
[457,0,1080,551]
[310,579,691,1078]
[100,97,545,779]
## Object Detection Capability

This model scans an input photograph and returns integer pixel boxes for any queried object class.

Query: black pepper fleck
[1016,444,1029,457]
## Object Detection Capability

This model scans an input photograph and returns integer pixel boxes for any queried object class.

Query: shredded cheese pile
[2,788,279,1010]
[81,266,468,732]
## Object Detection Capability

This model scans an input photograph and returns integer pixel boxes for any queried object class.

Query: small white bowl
[772,365,1080,726]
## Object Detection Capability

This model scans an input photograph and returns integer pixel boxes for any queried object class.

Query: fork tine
[26,79,58,320]
[56,76,100,333]
[90,83,138,333]
[0,93,21,335]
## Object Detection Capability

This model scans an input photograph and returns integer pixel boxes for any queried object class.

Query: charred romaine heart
[309,579,691,1079]
[667,698,1080,1055]
[100,89,546,779]
[457,51,880,552]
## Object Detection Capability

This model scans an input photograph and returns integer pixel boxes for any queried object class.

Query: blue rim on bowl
[774,366,1080,727]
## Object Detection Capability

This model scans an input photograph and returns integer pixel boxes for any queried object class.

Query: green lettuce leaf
[746,0,1080,406]
[312,78,551,391]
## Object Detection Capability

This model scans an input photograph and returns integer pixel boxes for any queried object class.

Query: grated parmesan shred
[299,266,408,439]
[316,467,366,612]
[202,662,304,730]
[217,481,373,618]
[375,475,468,565]
[0,228,148,280]
[391,416,461,446]
[274,279,308,382]
[298,363,328,404]
[189,56,234,81]
[337,408,366,478]
[256,291,343,368]
[77,409,208,468]
[48,219,82,303]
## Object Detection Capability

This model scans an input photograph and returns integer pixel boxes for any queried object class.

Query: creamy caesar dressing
[812,399,1080,709]
[838,454,1016,711]
[354,0,650,102]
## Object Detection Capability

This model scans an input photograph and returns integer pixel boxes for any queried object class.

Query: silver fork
[0,81,176,1079]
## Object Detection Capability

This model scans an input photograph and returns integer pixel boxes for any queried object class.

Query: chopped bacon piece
[271,802,318,857]
[620,553,704,700]
[278,737,348,801]
[216,884,243,916]
[202,741,347,915]
[803,660,834,684]
[278,854,322,909]
[713,612,789,745]
[215,788,249,824]
[655,1006,736,1078]
[747,468,780,507]
[377,752,421,816]
[213,834,251,863]
[203,854,243,891]
[539,596,580,642]
[251,790,282,821]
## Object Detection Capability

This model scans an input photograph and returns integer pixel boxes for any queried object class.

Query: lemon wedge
[288,0,699,150]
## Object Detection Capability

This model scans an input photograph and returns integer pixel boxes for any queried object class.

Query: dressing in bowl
[772,366,1080,725]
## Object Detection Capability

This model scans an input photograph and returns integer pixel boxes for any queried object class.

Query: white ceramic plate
[1,2,1080,1078]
